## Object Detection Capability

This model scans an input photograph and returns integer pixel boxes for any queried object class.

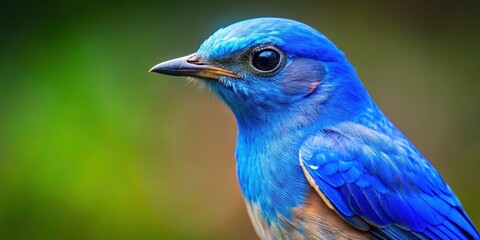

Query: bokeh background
[1,1,479,239]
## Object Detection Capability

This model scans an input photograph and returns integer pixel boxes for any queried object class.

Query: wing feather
[299,123,479,239]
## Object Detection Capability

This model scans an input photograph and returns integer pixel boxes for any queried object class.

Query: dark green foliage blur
[1,1,479,239]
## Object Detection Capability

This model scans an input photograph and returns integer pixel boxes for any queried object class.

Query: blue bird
[150,18,479,239]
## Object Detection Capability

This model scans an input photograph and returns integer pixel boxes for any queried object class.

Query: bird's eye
[250,46,284,75]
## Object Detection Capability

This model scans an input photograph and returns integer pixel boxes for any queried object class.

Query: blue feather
[300,123,479,238]
[313,177,353,216]
[361,187,391,225]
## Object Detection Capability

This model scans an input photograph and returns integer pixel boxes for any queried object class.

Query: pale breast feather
[245,189,371,240]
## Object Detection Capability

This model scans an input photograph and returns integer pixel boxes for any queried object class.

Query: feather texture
[300,122,478,239]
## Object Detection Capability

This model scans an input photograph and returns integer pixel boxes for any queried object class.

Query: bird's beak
[149,53,239,80]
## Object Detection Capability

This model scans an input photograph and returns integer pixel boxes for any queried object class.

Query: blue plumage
[301,122,477,239]
[150,17,479,239]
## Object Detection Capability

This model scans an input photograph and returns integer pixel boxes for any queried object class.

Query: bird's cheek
[280,59,325,97]
[214,80,247,101]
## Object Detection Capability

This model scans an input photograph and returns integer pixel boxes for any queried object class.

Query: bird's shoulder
[299,122,478,239]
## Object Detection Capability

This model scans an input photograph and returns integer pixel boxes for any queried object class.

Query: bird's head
[151,18,369,126]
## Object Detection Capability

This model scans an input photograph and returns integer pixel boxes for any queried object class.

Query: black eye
[250,46,284,74]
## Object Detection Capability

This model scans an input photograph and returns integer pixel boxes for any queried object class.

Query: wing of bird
[299,122,479,240]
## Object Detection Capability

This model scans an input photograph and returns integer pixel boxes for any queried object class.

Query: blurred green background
[1,1,479,239]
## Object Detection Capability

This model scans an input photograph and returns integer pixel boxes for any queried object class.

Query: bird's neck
[235,117,311,226]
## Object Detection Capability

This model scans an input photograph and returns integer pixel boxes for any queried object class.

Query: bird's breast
[245,188,371,240]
